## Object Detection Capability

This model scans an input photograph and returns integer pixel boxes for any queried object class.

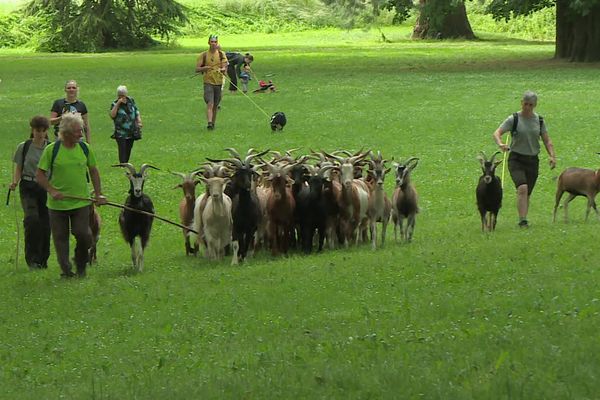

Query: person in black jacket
[225,52,253,93]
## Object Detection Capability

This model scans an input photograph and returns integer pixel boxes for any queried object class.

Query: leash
[217,70,271,119]
[501,134,511,189]
[63,195,199,234]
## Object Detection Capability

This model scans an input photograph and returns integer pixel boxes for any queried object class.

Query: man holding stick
[195,34,228,130]
[36,113,107,278]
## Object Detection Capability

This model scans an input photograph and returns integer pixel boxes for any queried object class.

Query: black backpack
[270,112,287,131]
[511,112,544,136]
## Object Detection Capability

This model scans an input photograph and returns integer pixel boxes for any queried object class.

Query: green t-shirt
[38,141,97,210]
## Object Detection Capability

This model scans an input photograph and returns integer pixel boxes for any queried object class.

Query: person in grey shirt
[10,116,51,269]
[493,90,556,228]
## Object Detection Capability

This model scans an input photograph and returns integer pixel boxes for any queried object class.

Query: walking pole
[8,164,20,269]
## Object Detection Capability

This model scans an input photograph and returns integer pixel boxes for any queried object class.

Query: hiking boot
[207,122,214,130]
[518,220,529,228]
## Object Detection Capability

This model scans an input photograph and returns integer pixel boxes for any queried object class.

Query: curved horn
[224,147,241,159]
[244,148,270,165]
[490,151,502,164]
[112,163,137,176]
[322,150,344,164]
[140,163,160,176]
[406,157,420,171]
[169,171,187,180]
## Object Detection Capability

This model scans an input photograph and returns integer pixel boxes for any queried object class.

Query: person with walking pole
[195,34,228,130]
[36,113,107,278]
[493,90,556,228]
[9,116,51,270]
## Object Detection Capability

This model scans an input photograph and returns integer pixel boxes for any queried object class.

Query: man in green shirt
[36,113,107,278]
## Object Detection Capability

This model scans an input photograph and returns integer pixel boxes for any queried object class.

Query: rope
[501,134,511,189]
[63,195,198,234]
[218,70,271,119]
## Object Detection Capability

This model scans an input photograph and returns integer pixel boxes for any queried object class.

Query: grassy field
[1,28,600,398]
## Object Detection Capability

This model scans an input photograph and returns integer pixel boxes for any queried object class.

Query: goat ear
[172,184,182,190]
[385,167,391,174]
[494,160,503,167]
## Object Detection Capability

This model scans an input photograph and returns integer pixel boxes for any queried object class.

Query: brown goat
[172,171,201,256]
[366,151,392,249]
[392,157,419,242]
[264,162,296,255]
[553,167,600,222]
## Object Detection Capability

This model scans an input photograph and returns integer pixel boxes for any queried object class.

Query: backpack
[48,140,90,182]
[270,112,287,131]
[511,112,544,136]
[20,138,49,172]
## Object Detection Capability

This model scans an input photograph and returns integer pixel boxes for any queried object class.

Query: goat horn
[478,151,488,161]
[490,151,502,164]
[140,164,160,176]
[322,150,344,164]
[169,170,187,179]
[224,147,241,159]
[406,157,420,171]
[244,149,270,165]
[112,163,137,176]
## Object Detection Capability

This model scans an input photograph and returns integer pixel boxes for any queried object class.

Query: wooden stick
[64,195,198,234]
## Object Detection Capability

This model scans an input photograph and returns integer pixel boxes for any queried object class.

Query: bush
[467,1,556,41]
[0,12,41,48]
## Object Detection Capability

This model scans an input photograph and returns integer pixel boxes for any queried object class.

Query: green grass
[1,29,600,398]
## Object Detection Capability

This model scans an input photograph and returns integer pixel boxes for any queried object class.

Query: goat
[171,171,201,256]
[553,166,600,222]
[296,165,334,253]
[324,152,370,247]
[366,151,392,249]
[113,163,159,272]
[391,157,419,242]
[193,176,238,264]
[476,151,503,232]
[207,148,268,262]
[263,162,297,255]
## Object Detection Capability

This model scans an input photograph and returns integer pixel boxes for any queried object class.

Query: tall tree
[24,0,187,52]
[411,0,475,39]
[486,0,600,62]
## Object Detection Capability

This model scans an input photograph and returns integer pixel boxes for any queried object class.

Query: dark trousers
[227,64,238,91]
[19,181,51,268]
[49,206,92,277]
[116,137,135,163]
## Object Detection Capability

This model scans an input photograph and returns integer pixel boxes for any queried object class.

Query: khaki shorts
[508,152,539,195]
[203,83,222,105]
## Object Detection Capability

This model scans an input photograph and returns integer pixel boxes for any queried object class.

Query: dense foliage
[22,0,188,52]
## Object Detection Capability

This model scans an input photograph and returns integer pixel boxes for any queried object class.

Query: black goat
[206,148,268,262]
[113,163,159,271]
[296,165,335,253]
[476,151,503,232]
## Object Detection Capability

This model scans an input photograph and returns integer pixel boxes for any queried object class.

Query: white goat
[193,177,238,265]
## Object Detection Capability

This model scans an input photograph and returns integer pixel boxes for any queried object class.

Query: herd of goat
[107,148,419,270]
[104,148,600,271]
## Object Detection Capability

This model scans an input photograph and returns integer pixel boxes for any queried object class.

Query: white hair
[522,90,538,105]
[117,85,128,96]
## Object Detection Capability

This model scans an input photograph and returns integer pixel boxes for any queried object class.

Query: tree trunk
[413,0,475,40]
[555,0,600,62]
